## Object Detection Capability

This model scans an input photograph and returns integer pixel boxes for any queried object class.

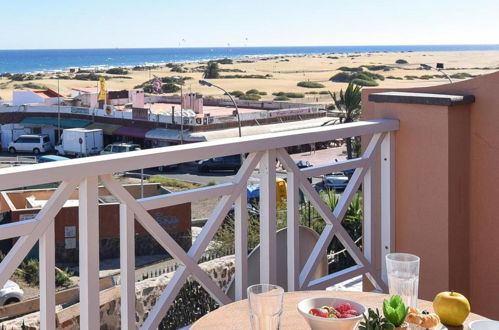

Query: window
[43,136,50,143]
[27,137,40,143]
[15,137,27,143]
[104,145,112,152]
[114,146,126,153]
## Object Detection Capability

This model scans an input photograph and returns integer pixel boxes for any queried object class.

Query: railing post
[39,219,55,330]
[286,169,299,291]
[380,132,395,284]
[120,204,135,329]
[79,177,100,330]
[235,189,248,300]
[259,149,277,285]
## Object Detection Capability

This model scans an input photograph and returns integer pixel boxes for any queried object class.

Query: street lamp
[199,79,242,138]
[57,75,61,144]
[420,63,453,84]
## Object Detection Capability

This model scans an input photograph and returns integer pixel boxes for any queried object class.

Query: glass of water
[247,284,284,330]
[386,253,420,309]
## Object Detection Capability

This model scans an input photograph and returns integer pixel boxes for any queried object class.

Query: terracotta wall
[362,71,499,319]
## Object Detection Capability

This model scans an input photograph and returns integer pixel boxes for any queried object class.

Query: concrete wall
[1,256,236,329]
[12,91,44,106]
[362,71,499,319]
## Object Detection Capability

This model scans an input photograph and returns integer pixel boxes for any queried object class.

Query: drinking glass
[386,253,420,309]
[247,284,284,330]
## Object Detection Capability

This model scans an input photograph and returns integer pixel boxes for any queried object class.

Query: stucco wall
[362,71,499,318]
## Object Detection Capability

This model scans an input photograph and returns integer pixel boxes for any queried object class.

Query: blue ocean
[1,45,498,73]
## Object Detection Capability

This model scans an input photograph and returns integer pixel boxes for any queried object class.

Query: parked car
[295,160,312,168]
[8,134,52,155]
[198,155,242,173]
[0,280,24,306]
[322,174,349,190]
[38,155,70,163]
[100,143,141,155]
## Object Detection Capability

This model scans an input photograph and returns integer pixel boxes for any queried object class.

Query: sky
[1,0,498,49]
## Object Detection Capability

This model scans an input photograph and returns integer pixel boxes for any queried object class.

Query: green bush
[337,66,363,72]
[246,89,260,95]
[230,90,245,98]
[203,62,220,79]
[239,94,261,100]
[55,268,73,287]
[274,95,290,101]
[396,59,408,64]
[285,92,305,98]
[220,74,271,79]
[330,72,351,82]
[419,75,434,80]
[305,91,318,95]
[214,58,233,64]
[319,91,329,95]
[105,67,128,75]
[10,73,35,81]
[14,82,48,89]
[386,76,403,80]
[162,83,180,93]
[258,91,267,95]
[74,73,104,81]
[297,81,325,88]
[171,65,185,73]
[404,75,418,80]
[362,65,392,71]
[330,71,383,84]
[450,72,474,79]
[350,78,378,87]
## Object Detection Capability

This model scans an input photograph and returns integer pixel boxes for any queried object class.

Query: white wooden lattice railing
[0,119,398,329]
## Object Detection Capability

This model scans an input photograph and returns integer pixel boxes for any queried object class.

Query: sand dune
[1,50,498,103]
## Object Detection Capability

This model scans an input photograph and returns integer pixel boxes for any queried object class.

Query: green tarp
[20,117,92,129]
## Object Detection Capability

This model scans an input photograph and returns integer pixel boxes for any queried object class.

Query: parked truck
[55,128,104,157]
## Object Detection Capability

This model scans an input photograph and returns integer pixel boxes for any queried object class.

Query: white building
[12,89,63,106]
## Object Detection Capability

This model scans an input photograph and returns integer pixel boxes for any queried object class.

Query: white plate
[468,320,499,330]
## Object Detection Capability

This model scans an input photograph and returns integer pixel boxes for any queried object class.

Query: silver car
[0,280,24,305]
[322,174,349,190]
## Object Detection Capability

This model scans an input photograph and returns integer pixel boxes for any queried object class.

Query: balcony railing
[0,118,398,330]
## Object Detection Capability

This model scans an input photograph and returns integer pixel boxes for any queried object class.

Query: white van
[8,134,52,155]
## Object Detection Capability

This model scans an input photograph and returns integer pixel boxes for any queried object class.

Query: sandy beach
[1,50,498,102]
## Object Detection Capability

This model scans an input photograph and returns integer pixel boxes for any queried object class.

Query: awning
[146,128,206,143]
[20,117,92,129]
[112,126,149,139]
[85,122,122,135]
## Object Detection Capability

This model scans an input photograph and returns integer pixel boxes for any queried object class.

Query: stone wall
[0,256,235,329]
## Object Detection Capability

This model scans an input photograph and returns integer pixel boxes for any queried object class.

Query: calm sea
[1,45,498,74]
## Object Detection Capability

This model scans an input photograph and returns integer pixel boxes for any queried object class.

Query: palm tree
[329,82,362,159]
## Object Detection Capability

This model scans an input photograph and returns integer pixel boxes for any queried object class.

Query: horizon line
[1,43,499,51]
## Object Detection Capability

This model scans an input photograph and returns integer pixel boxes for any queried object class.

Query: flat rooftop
[143,103,267,117]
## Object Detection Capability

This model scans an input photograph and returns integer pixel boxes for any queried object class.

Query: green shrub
[14,82,48,89]
[230,90,245,98]
[274,95,290,101]
[396,59,408,64]
[350,78,378,87]
[258,91,267,95]
[319,91,329,95]
[297,81,325,88]
[285,92,305,98]
[450,72,474,79]
[148,176,202,190]
[404,75,418,80]
[74,73,104,81]
[55,268,73,287]
[220,74,271,79]
[171,65,185,73]
[203,62,220,78]
[337,66,363,72]
[305,91,318,95]
[214,58,233,64]
[362,65,392,71]
[239,94,261,100]
[386,76,403,80]
[162,83,180,93]
[10,73,35,81]
[419,75,434,80]
[330,72,351,82]
[246,89,260,95]
[105,67,128,75]
[19,259,39,285]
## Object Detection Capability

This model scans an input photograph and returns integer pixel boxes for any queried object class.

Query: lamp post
[199,79,242,138]
[57,75,61,144]
[420,63,453,83]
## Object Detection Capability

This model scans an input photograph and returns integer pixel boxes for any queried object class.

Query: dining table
[191,290,487,330]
